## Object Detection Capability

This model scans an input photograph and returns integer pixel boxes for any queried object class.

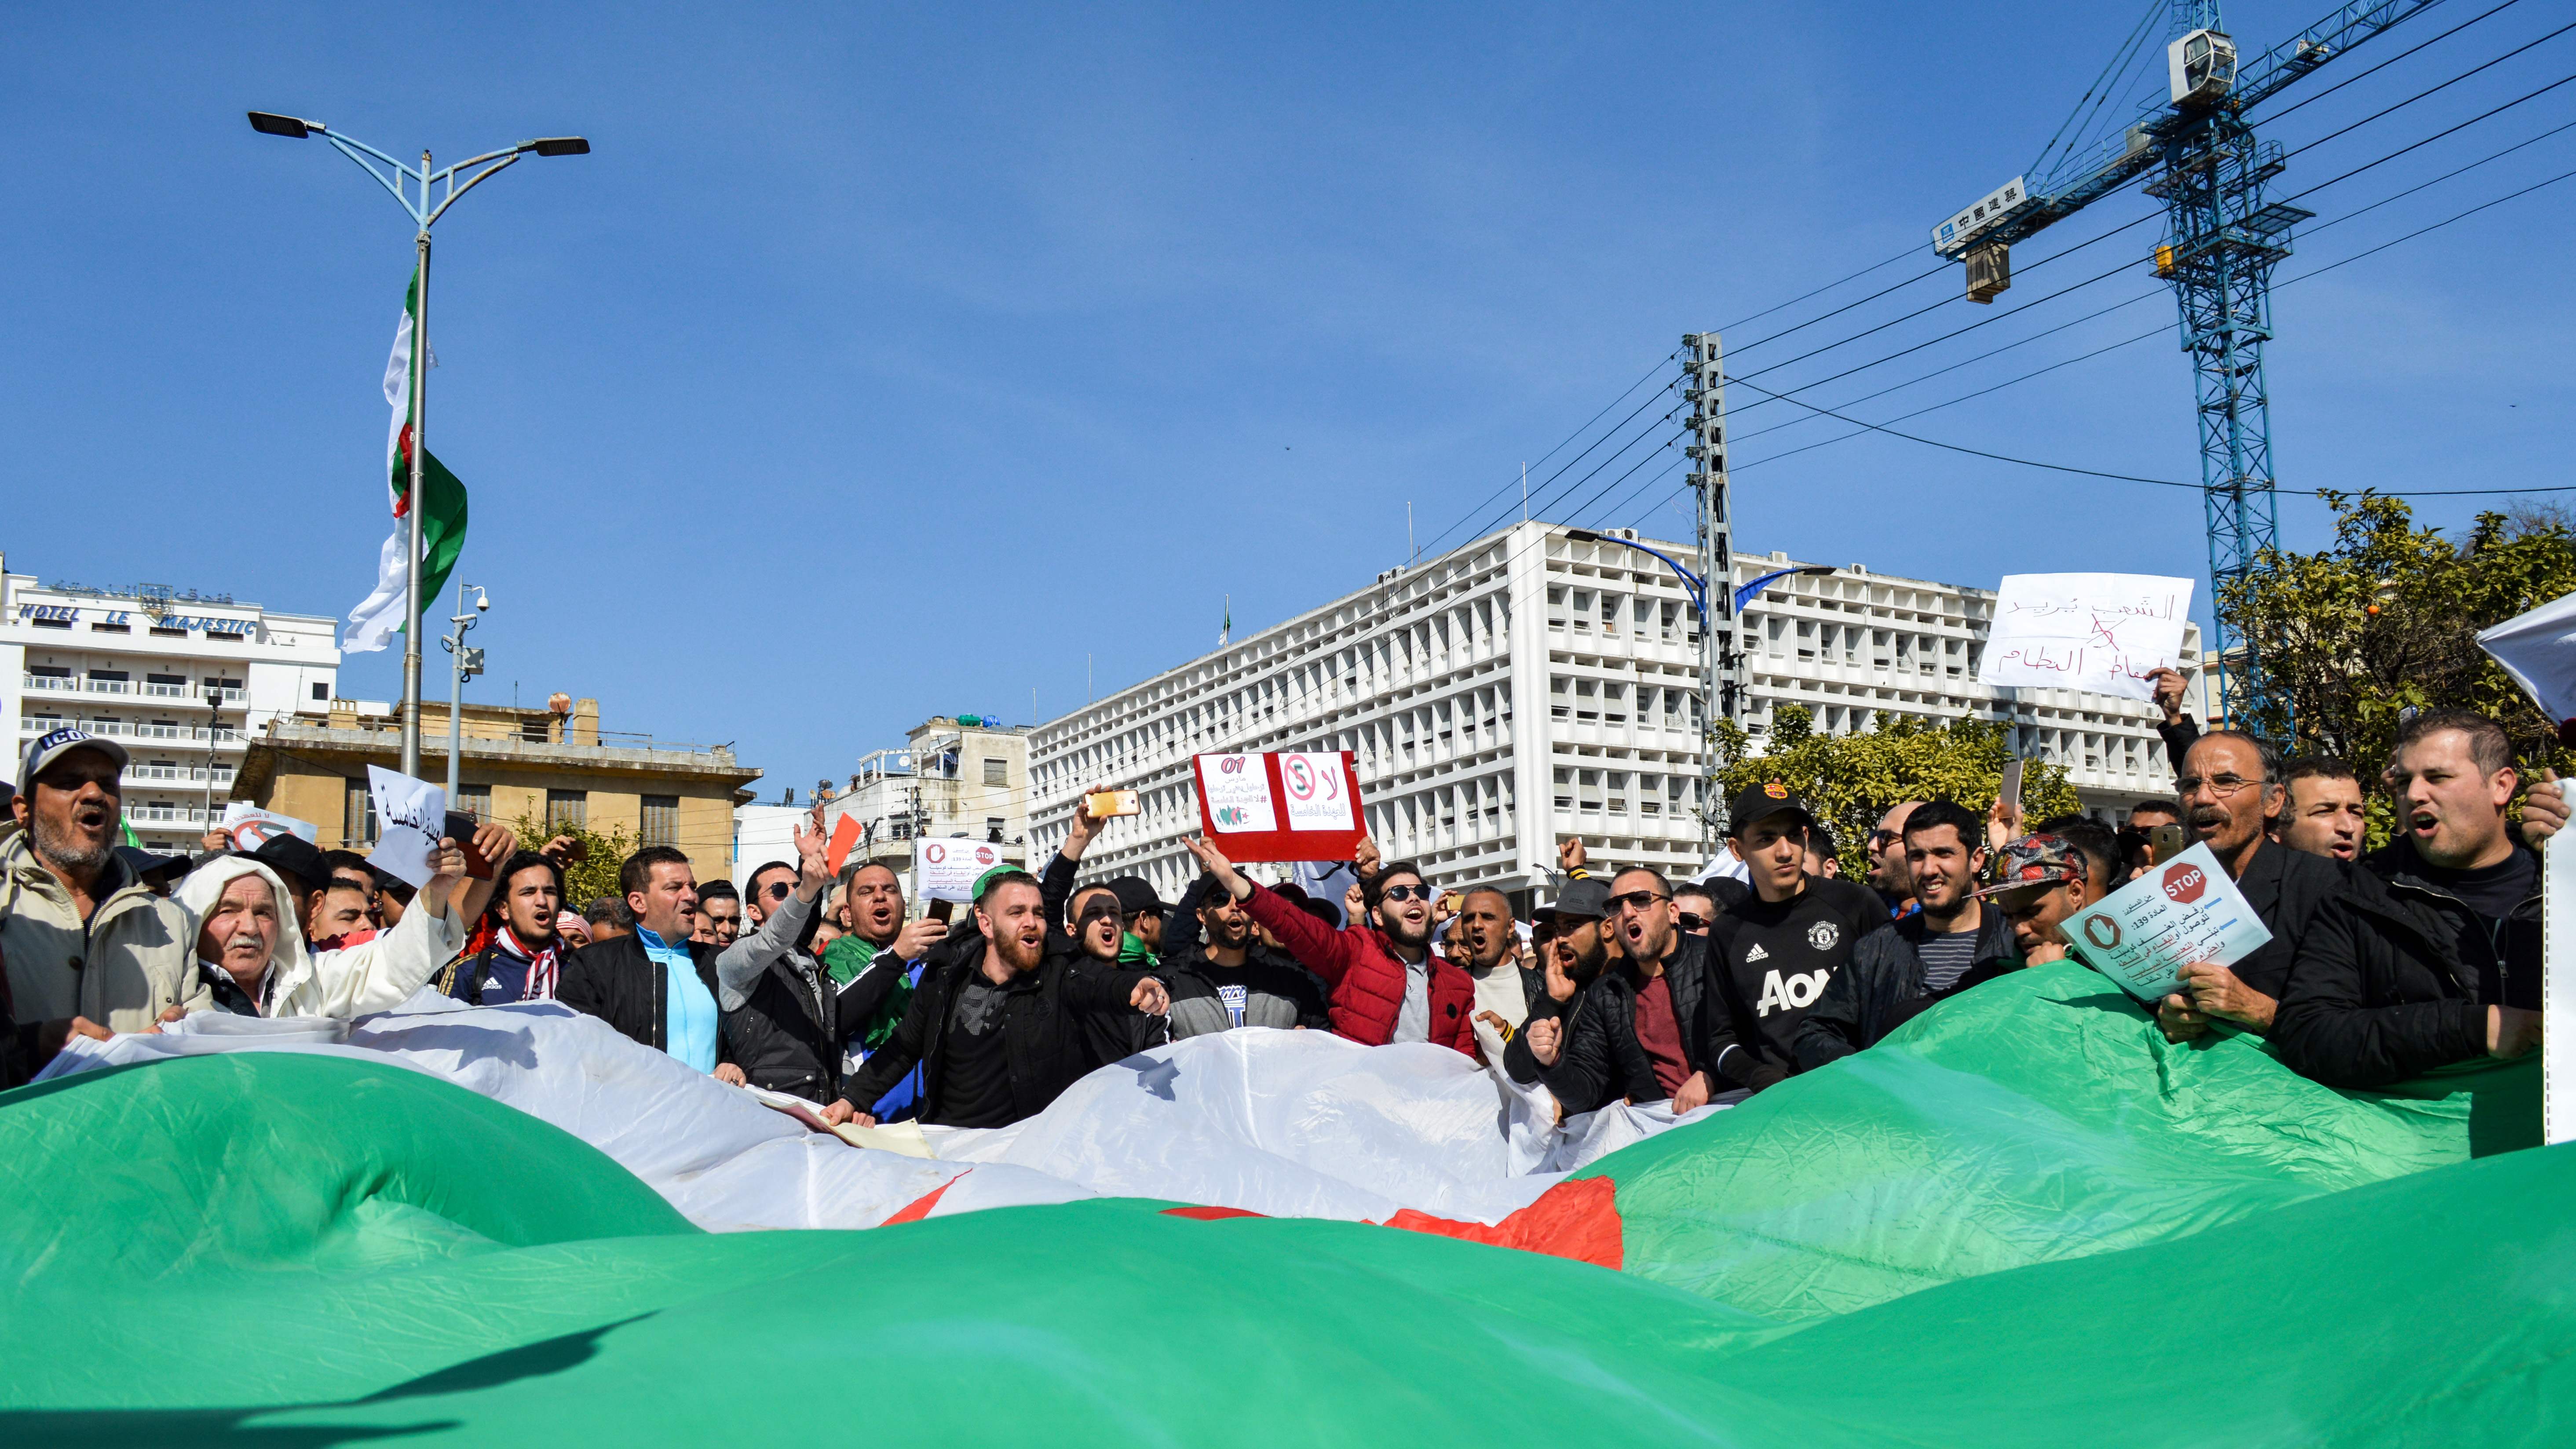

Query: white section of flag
[347,295,416,654]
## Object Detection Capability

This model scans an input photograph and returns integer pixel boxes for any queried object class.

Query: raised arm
[716,810,831,1009]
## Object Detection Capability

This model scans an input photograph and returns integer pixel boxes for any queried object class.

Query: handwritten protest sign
[1977,573,2193,702]
[2062,842,2271,1002]
[220,803,317,849]
[363,766,446,889]
[1193,752,1366,863]
[914,838,1007,905]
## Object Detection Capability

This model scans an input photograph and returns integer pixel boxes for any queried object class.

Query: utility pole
[1681,332,1736,848]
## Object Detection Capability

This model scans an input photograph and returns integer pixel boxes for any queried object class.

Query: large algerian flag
[346,268,469,653]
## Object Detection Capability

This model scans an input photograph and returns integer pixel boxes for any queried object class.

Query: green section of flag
[0,977,2561,1443]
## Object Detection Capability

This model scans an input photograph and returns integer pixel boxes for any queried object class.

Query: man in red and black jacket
[1184,835,1475,1056]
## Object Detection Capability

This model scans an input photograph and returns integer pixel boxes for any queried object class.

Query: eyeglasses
[1606,890,1671,914]
[1378,883,1433,902]
[2175,773,2260,799]
[760,881,794,902]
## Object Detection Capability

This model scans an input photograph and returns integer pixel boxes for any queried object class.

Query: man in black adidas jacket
[822,871,1170,1130]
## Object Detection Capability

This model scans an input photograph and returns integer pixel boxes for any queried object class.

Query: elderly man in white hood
[179,822,514,1019]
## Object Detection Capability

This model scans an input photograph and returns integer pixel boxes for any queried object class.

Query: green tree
[2217,492,2576,784]
[1711,705,2078,876]
[510,814,634,909]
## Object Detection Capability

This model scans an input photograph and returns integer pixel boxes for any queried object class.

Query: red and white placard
[1191,751,1365,863]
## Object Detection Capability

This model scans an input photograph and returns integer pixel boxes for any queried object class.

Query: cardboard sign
[363,766,447,890]
[1191,752,1365,863]
[2062,842,2271,1002]
[1978,573,2193,701]
[914,837,1006,905]
[220,803,318,850]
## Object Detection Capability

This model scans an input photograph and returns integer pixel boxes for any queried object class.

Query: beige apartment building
[234,696,762,882]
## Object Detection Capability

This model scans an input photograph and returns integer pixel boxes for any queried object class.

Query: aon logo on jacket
[1754,967,1831,1017]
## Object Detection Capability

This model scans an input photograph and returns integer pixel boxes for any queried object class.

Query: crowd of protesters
[0,691,2558,1124]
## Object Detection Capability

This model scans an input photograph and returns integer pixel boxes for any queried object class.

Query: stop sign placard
[2161,860,2207,905]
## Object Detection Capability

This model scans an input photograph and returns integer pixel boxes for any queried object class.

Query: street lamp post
[203,686,223,833]
[246,111,586,781]
[1568,529,1835,843]
[441,581,490,806]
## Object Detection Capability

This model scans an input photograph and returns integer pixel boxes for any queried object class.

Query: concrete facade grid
[1027,523,2197,902]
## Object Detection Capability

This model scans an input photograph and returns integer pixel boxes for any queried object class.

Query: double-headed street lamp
[246,110,586,781]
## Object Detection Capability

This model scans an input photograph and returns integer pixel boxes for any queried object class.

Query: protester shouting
[2276,757,2368,862]
[1159,873,1331,1037]
[2273,710,2545,1086]
[1186,834,1476,1055]
[823,858,953,1119]
[821,871,1169,1129]
[1516,867,1720,1115]
[1501,879,1612,1084]
[441,849,570,1005]
[3,729,209,1044]
[2155,730,2340,1041]
[1447,886,1537,1035]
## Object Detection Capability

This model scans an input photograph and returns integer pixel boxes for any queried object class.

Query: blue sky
[6,1,2571,800]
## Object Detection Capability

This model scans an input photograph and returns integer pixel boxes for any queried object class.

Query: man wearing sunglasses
[1185,834,1475,1056]
[706,811,861,1103]
[1516,870,1722,1115]
[1704,783,1893,1092]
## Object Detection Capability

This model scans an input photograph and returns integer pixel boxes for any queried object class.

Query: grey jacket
[0,830,211,1033]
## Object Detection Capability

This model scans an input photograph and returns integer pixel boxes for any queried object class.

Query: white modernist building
[2,558,341,855]
[1026,522,2202,904]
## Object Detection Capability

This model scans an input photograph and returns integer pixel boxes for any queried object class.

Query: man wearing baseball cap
[3,728,210,1048]
[1502,876,1615,1088]
[1703,781,1891,1092]
[1974,833,2097,967]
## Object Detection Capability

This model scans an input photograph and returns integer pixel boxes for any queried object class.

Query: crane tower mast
[1931,0,2444,726]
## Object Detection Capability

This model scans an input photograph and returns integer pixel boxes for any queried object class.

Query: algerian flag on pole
[1218,595,1231,648]
[347,268,469,653]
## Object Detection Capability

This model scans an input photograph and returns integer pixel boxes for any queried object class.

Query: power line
[1730,105,2576,456]
[2288,14,2576,160]
[1409,350,1677,558]
[1617,151,2576,517]
[2256,0,2530,128]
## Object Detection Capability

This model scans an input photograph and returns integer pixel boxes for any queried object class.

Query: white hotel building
[1026,522,2201,903]
[3,557,341,855]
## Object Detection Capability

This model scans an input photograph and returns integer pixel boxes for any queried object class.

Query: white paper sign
[364,766,446,889]
[220,803,317,848]
[2547,820,2576,1146]
[914,838,1006,905]
[2062,842,2272,1002]
[2478,589,2576,730]
[1978,573,2194,701]
[1201,753,1278,834]
[1279,752,1353,832]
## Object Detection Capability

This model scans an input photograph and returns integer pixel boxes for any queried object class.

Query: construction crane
[1931,0,2445,726]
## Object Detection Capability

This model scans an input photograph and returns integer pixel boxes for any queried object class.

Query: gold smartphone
[1085,790,1140,818]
